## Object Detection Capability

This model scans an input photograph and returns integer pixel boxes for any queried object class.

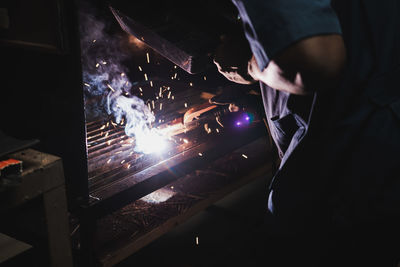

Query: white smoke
[79,4,166,154]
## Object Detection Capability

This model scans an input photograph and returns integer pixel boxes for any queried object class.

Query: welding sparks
[189,82,193,86]
[120,160,125,164]
[135,128,168,154]
[121,73,125,77]
[203,76,207,80]
[152,100,155,109]
[150,81,153,87]
[107,159,111,164]
[144,73,148,81]
[198,153,203,157]
[146,52,150,63]
[84,83,90,87]
[195,237,199,245]
[96,63,100,68]
[138,66,142,71]
[160,103,163,110]
[167,91,172,99]
[100,125,105,130]
[242,154,248,159]
[183,138,189,144]
[139,87,143,92]
[107,84,115,92]
[184,103,188,108]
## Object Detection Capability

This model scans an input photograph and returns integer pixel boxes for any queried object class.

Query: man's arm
[248,34,346,95]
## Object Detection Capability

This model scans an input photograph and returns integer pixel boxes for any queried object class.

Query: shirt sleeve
[232,0,342,71]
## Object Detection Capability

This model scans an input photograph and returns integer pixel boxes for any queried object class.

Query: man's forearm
[248,34,346,95]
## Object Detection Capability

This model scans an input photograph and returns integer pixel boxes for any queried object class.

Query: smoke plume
[79,3,157,153]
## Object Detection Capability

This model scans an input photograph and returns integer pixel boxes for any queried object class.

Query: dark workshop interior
[2,0,400,267]
[0,0,275,266]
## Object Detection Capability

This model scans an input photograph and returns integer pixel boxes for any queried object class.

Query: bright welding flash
[135,129,168,154]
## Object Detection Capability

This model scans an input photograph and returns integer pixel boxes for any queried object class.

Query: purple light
[245,116,250,121]
[236,121,241,126]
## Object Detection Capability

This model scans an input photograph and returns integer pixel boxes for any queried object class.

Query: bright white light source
[135,128,168,154]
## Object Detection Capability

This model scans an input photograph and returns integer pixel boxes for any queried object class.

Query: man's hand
[213,33,256,85]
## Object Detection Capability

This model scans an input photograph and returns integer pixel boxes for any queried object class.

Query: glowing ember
[146,52,150,63]
[107,84,115,92]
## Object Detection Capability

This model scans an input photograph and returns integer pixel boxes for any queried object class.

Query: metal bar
[79,123,266,219]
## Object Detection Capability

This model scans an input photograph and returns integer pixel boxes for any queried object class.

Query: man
[213,0,400,266]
